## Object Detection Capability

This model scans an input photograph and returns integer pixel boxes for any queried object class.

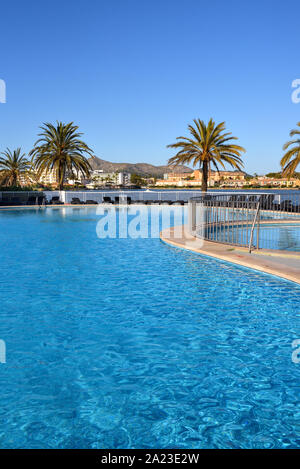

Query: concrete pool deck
[160,226,300,285]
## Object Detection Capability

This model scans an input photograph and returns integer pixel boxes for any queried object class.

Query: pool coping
[160,226,300,286]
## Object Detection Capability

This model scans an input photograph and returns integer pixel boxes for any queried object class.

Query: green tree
[265,172,282,178]
[130,173,145,186]
[30,121,93,190]
[281,122,300,177]
[167,118,245,192]
[0,148,31,187]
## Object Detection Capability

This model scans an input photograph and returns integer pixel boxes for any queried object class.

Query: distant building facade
[155,170,246,187]
[87,170,131,187]
[246,176,300,188]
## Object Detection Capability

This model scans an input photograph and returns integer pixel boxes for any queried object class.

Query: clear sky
[0,0,299,174]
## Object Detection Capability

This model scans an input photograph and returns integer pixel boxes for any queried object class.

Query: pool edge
[160,226,300,286]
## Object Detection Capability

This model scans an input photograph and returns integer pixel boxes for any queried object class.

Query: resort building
[19,168,59,187]
[247,176,300,187]
[88,170,131,187]
[39,169,58,185]
[215,171,245,185]
[155,170,246,187]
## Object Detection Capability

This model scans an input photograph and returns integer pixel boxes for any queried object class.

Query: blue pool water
[220,222,300,251]
[257,223,300,251]
[0,206,300,449]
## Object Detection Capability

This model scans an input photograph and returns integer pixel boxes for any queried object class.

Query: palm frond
[281,122,300,177]
[30,121,94,189]
[0,148,31,187]
[167,118,245,191]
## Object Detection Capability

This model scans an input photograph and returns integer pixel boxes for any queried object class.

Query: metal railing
[1,189,300,207]
[0,189,201,205]
[61,190,204,204]
[0,191,49,206]
[188,193,300,252]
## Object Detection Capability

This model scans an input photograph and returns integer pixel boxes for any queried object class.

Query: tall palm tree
[280,122,300,177]
[30,122,94,190]
[0,148,31,187]
[167,118,245,192]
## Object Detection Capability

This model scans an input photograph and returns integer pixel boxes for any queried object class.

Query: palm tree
[281,122,300,177]
[0,148,31,187]
[30,122,94,190]
[167,118,245,192]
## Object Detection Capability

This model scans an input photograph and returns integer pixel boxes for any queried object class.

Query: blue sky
[0,0,299,174]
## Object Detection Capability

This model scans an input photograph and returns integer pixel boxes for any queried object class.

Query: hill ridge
[89,157,192,177]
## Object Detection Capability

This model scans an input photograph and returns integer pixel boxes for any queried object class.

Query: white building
[39,169,58,185]
[90,170,131,186]
[117,172,131,185]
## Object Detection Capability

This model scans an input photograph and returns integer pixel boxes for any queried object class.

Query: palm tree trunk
[58,166,64,191]
[202,160,208,192]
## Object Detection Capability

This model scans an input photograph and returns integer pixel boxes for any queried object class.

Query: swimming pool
[0,206,299,449]
[209,221,300,251]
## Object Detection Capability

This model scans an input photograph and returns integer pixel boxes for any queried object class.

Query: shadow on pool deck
[160,226,300,285]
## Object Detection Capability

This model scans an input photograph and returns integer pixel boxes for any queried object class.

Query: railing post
[257,208,260,250]
[249,200,260,253]
[188,200,196,234]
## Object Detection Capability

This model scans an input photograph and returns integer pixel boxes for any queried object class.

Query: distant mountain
[89,157,192,178]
